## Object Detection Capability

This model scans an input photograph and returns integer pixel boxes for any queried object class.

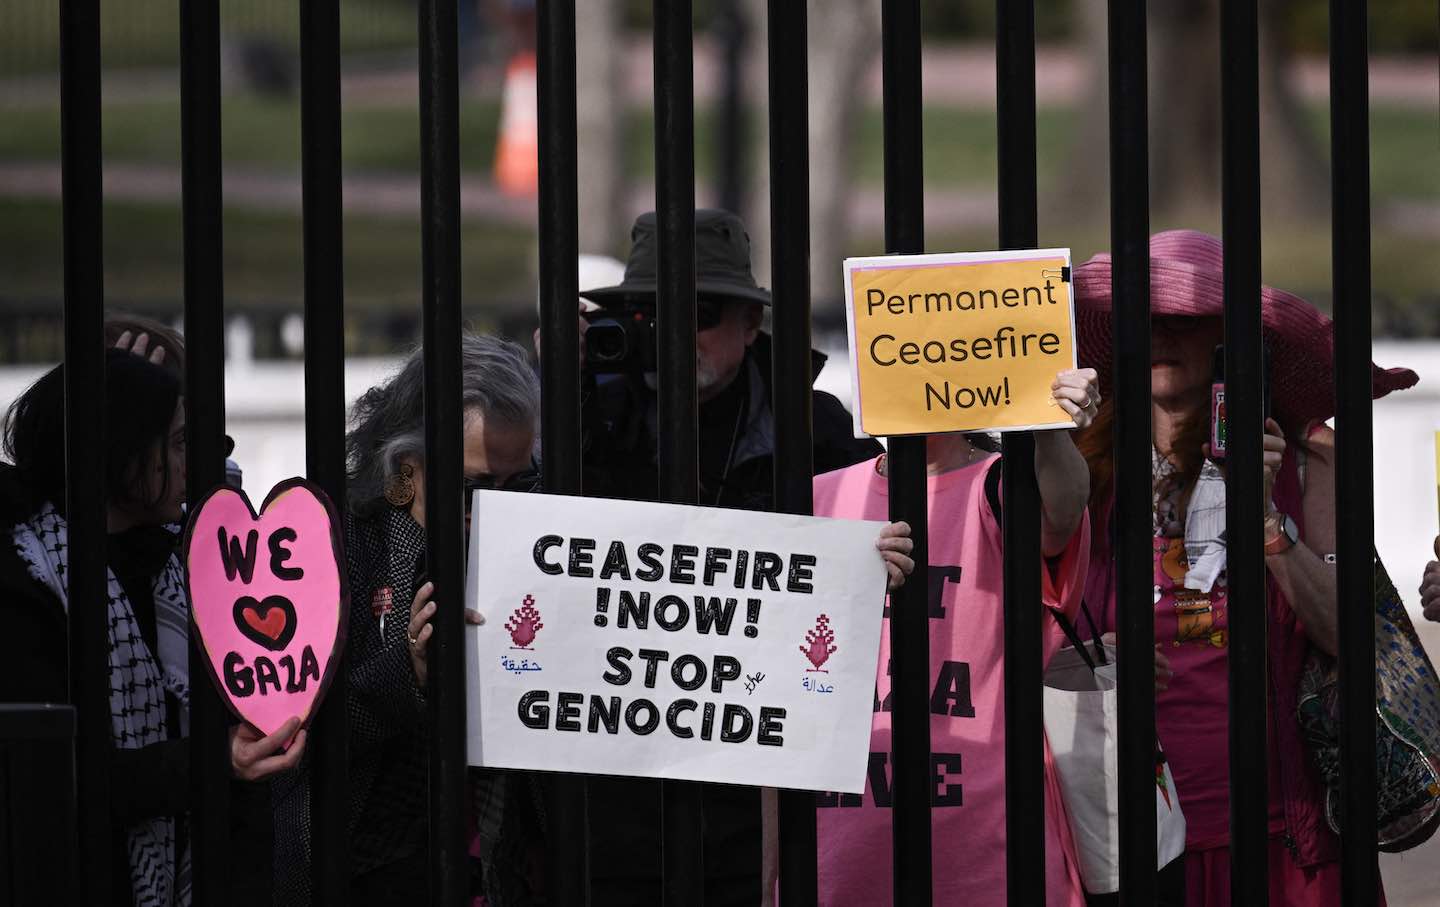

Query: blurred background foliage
[0,0,1434,360]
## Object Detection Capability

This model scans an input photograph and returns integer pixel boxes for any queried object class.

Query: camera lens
[585,318,628,363]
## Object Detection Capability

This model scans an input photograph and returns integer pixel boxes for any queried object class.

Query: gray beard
[643,358,729,398]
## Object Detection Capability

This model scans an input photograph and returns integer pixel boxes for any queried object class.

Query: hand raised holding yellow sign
[842,249,1078,437]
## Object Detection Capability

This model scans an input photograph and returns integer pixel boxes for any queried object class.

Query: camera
[584,305,657,374]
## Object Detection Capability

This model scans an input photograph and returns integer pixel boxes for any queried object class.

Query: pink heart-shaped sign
[183,478,348,738]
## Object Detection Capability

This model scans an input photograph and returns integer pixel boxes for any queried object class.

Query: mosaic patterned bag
[1297,554,1440,852]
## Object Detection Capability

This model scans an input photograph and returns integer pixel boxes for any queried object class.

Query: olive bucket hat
[580,208,773,307]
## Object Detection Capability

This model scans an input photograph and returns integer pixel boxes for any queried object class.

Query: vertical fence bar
[1330,0,1378,901]
[652,2,704,902]
[179,0,233,896]
[58,0,110,897]
[767,2,818,903]
[994,2,1045,903]
[418,0,467,900]
[1219,1,1268,902]
[536,2,590,903]
[299,0,350,898]
[715,0,747,217]
[1108,0,1157,903]
[879,3,932,905]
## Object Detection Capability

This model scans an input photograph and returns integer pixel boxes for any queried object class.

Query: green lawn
[920,218,1440,334]
[2,99,1434,202]
[1,95,1435,349]
[0,97,504,175]
[0,197,535,315]
[0,0,416,75]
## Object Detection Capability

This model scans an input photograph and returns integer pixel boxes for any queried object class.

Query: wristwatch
[1264,511,1299,556]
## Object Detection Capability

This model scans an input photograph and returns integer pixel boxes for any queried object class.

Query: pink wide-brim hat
[1073,229,1418,432]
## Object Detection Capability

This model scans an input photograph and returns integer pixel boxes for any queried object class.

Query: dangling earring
[384,463,416,508]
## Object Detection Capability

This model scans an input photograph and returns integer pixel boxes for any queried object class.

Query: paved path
[2,41,1435,108]
[0,159,1003,233]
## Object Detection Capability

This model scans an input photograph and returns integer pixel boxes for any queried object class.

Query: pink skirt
[1184,838,1386,907]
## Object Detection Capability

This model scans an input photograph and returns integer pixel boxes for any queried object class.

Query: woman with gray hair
[345,333,539,903]
[273,333,542,906]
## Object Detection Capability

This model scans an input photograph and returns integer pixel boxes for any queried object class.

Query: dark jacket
[0,463,272,907]
[340,506,432,880]
[583,332,879,509]
[271,505,434,906]
[575,335,881,904]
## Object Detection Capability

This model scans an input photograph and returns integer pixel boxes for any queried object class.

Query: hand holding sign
[407,581,486,687]
[1051,368,1102,429]
[876,521,915,589]
[1422,537,1440,624]
[231,717,307,780]
[184,478,348,738]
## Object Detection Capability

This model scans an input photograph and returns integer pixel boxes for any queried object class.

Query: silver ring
[408,635,418,646]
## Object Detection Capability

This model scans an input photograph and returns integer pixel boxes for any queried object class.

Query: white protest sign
[464,490,889,793]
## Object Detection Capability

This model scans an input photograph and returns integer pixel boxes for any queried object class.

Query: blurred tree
[1283,0,1439,55]
[1069,0,1328,221]
[576,0,626,257]
[742,0,881,309]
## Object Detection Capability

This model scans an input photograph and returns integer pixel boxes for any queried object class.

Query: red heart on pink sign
[183,479,348,737]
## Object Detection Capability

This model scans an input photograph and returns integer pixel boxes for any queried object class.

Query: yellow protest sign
[1434,430,1440,525]
[842,249,1078,437]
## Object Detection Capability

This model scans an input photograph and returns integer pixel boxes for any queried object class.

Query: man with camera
[578,208,878,510]
[556,209,879,902]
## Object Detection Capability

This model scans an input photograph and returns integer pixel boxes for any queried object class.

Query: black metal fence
[40,0,1381,904]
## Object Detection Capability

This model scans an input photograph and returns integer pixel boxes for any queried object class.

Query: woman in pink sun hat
[1072,229,1415,905]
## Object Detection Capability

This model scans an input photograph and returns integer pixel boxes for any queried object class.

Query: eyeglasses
[608,300,727,331]
[696,299,726,331]
[463,466,542,511]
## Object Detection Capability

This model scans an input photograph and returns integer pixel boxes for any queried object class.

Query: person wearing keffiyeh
[0,347,305,907]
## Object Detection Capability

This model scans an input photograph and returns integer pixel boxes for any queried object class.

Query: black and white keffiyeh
[13,502,192,907]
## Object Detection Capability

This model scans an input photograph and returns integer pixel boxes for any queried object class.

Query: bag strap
[1076,599,1109,665]
[984,457,1004,528]
[1051,607,1099,671]
[985,454,1109,668]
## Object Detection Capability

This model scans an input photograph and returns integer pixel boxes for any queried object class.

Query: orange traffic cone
[493,51,538,197]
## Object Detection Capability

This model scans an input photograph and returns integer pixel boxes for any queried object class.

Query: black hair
[4,349,183,517]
